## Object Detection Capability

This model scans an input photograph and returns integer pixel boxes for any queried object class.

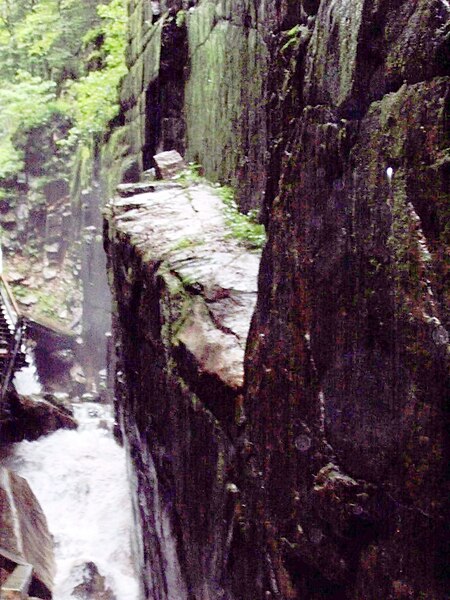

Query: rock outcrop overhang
[105,181,259,405]
[104,179,261,598]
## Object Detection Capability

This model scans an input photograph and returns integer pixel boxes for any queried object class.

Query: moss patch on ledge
[172,165,266,250]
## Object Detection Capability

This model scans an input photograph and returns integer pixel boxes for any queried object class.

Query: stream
[4,401,141,600]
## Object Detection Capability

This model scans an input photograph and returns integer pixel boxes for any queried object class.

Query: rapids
[5,402,141,600]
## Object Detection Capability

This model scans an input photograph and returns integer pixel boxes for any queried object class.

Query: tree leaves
[0,0,127,181]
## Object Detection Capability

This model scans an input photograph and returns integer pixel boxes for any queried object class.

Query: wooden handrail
[0,275,21,320]
[0,317,25,404]
[0,563,33,599]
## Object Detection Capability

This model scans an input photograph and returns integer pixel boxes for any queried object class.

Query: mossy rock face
[119,0,269,212]
[243,44,449,600]
[305,0,449,116]
[105,0,450,598]
[99,125,138,198]
[185,11,269,212]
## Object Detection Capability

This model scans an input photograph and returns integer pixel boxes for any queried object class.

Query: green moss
[12,284,62,319]
[157,267,194,344]
[170,236,205,252]
[184,11,268,206]
[171,163,266,249]
[172,162,204,187]
[100,125,132,198]
[70,144,93,216]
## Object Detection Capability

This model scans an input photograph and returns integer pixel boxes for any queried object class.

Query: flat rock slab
[105,182,261,390]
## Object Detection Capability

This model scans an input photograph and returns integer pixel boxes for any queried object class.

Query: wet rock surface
[105,180,260,598]
[1,390,76,445]
[107,0,449,598]
[69,561,116,600]
[119,0,269,212]
[234,2,449,599]
[106,181,259,402]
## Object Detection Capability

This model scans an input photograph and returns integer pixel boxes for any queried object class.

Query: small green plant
[173,162,204,187]
[175,9,186,27]
[36,290,60,318]
[170,236,205,252]
[281,24,301,53]
[218,185,266,250]
[171,162,265,249]
[10,284,28,300]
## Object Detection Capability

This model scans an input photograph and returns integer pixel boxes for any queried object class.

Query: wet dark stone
[69,562,116,600]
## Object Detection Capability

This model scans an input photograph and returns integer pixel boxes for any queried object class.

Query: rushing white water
[5,402,141,600]
[13,360,41,395]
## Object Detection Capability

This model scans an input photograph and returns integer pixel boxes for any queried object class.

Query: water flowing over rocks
[1,391,77,445]
[4,402,140,600]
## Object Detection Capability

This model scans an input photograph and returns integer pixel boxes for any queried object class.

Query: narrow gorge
[0,0,449,599]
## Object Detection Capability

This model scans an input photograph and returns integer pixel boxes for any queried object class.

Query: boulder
[153,150,185,179]
[69,562,116,600]
[1,391,76,444]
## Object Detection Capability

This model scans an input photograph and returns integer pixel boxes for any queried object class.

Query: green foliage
[0,0,102,81]
[176,10,187,28]
[0,141,22,179]
[0,71,60,178]
[173,163,204,186]
[12,281,66,319]
[174,163,266,249]
[15,2,60,62]
[280,24,302,54]
[218,186,266,250]
[0,70,57,127]
[65,0,127,142]
[0,0,127,183]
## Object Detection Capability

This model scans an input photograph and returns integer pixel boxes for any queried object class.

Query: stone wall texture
[107,0,450,598]
[120,0,275,211]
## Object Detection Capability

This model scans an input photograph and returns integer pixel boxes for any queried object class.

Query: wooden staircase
[0,275,28,411]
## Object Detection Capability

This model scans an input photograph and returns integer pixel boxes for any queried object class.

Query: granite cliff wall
[106,0,449,598]
[119,0,277,211]
[239,0,450,596]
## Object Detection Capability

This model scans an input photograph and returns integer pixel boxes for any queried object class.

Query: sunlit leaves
[0,0,128,179]
[15,2,60,59]
[0,70,60,177]
[66,0,127,141]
